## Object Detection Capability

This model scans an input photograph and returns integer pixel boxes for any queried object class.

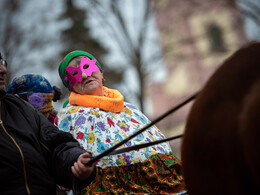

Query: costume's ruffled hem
[82,152,186,194]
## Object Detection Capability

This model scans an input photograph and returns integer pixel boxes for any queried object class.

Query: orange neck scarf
[69,87,124,113]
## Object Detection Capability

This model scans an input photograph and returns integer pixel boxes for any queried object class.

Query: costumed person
[0,52,96,194]
[181,42,260,194]
[6,74,62,124]
[56,50,186,194]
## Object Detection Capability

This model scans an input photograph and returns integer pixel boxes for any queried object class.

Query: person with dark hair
[57,50,186,194]
[0,53,96,194]
[6,73,61,124]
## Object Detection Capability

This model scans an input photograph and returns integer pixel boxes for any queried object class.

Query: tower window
[207,23,226,52]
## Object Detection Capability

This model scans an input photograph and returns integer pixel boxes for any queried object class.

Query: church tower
[149,0,247,138]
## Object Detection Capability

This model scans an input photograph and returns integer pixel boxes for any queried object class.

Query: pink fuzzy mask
[64,57,100,87]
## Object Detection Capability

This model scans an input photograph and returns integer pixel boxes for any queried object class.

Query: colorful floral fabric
[56,101,185,193]
[57,102,172,168]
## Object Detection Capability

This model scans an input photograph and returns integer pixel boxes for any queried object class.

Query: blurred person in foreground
[6,73,61,124]
[57,50,186,194]
[0,52,96,194]
[182,42,260,194]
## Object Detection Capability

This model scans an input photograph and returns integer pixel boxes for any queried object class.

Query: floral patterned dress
[56,102,185,194]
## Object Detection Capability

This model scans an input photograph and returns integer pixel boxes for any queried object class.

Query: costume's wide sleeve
[35,111,96,189]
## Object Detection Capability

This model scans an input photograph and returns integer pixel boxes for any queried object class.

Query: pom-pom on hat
[58,50,101,90]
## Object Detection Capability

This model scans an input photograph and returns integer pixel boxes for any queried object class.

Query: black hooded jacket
[0,91,95,195]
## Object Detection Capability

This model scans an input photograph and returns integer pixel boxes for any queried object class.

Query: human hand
[71,152,95,180]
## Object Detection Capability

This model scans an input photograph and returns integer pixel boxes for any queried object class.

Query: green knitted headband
[58,50,101,90]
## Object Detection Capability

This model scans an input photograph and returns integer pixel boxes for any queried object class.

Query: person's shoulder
[3,93,40,120]
[4,93,28,105]
[57,104,89,114]
[10,93,40,111]
[57,106,70,116]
